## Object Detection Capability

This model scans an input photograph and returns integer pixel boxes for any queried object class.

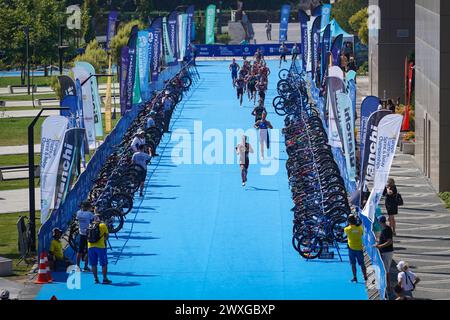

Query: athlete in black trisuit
[235,75,246,106]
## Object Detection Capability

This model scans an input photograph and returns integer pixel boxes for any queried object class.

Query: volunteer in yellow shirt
[87,215,112,284]
[344,215,368,283]
[48,228,71,271]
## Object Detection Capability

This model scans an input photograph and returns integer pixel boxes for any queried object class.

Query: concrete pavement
[0,144,41,155]
[0,188,40,214]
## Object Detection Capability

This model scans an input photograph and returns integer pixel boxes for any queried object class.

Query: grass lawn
[0,178,39,191]
[0,106,46,111]
[0,153,40,166]
[0,76,111,87]
[101,112,121,136]
[0,93,57,101]
[0,211,41,276]
[0,117,46,146]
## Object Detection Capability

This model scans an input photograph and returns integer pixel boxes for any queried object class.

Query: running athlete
[246,72,258,103]
[254,112,273,159]
[235,75,246,106]
[235,135,254,186]
[256,79,268,103]
[229,59,240,87]
[251,100,267,123]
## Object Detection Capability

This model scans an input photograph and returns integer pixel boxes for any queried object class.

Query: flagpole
[105,52,113,133]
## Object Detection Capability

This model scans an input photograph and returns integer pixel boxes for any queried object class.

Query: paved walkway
[0,188,40,214]
[0,144,40,155]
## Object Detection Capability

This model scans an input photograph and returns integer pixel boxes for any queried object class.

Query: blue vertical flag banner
[137,30,151,102]
[75,79,87,167]
[186,5,195,45]
[321,24,332,82]
[359,96,381,164]
[311,15,322,82]
[321,4,332,29]
[279,4,291,42]
[60,95,78,127]
[331,34,343,66]
[162,17,175,66]
[151,28,162,82]
[126,25,139,111]
[168,11,179,63]
[180,14,188,59]
[119,46,130,115]
[298,10,310,71]
[106,11,119,50]
[312,5,322,17]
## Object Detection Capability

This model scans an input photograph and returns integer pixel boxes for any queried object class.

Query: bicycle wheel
[181,76,192,89]
[274,102,287,116]
[330,216,348,243]
[109,192,133,215]
[278,69,289,80]
[297,235,322,259]
[101,208,125,234]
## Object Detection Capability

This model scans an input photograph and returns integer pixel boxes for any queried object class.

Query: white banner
[40,116,68,222]
[327,66,345,148]
[362,114,403,222]
[336,91,356,182]
[72,66,96,149]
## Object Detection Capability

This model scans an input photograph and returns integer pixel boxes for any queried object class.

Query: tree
[73,39,108,71]
[135,0,154,21]
[349,7,368,45]
[81,0,100,44]
[109,20,145,65]
[332,0,367,34]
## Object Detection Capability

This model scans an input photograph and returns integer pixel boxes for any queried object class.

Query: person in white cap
[131,129,146,153]
[397,261,420,298]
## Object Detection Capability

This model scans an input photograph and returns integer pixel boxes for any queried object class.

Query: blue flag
[279,4,291,42]
[311,15,322,82]
[168,11,179,64]
[331,34,343,66]
[298,10,310,71]
[321,24,331,82]
[151,28,162,82]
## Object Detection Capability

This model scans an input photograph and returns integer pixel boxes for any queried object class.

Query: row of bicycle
[275,63,352,259]
[66,64,198,253]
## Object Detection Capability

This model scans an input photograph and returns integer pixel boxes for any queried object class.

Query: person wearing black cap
[48,227,71,271]
[375,215,394,291]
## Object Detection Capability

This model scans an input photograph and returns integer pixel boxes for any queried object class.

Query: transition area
[36,60,367,300]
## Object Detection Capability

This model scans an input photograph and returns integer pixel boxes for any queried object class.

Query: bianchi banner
[336,92,356,182]
[53,128,85,211]
[75,62,103,138]
[40,116,69,222]
[362,114,403,222]
[72,66,96,149]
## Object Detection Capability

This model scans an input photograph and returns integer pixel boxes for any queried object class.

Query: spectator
[265,20,272,41]
[48,228,71,271]
[279,42,288,67]
[87,214,112,284]
[343,42,353,60]
[340,53,348,71]
[375,215,394,292]
[383,178,399,235]
[387,99,396,113]
[347,56,357,72]
[344,214,368,283]
[131,129,146,153]
[291,43,300,61]
[397,261,420,298]
[132,144,152,197]
[76,201,94,272]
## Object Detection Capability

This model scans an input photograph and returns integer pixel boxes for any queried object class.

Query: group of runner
[230,52,273,187]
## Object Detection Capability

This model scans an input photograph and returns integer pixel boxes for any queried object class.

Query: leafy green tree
[109,20,145,65]
[332,0,367,34]
[135,0,154,21]
[349,7,368,45]
[73,39,108,71]
[81,0,100,44]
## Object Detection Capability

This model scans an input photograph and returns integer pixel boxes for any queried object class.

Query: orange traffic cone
[35,251,49,284]
[44,252,53,283]
[50,295,58,300]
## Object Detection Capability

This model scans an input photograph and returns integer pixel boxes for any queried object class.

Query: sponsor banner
[186,5,195,45]
[75,79,88,168]
[279,4,291,42]
[195,44,296,57]
[40,116,69,222]
[168,11,179,63]
[53,128,85,211]
[106,11,119,50]
[178,14,185,59]
[60,95,78,127]
[57,75,76,99]
[362,114,403,221]
[162,17,175,66]
[306,19,313,72]
[119,46,130,115]
[298,10,310,71]
[132,50,142,105]
[359,96,381,174]
[321,24,331,82]
[75,62,103,138]
[331,34,343,66]
[151,28,162,82]
[126,25,139,111]
[311,15,322,81]
[72,66,96,149]
[359,109,391,204]
[321,4,332,29]
[327,66,345,148]
[105,54,113,132]
[336,92,357,182]
[205,4,216,44]
[137,30,151,101]
[347,79,357,120]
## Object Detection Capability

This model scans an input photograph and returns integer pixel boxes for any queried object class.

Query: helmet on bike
[1,289,10,300]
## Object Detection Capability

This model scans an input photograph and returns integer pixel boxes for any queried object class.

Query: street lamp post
[28,107,68,253]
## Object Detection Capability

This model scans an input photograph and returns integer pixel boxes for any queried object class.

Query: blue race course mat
[36,60,368,300]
